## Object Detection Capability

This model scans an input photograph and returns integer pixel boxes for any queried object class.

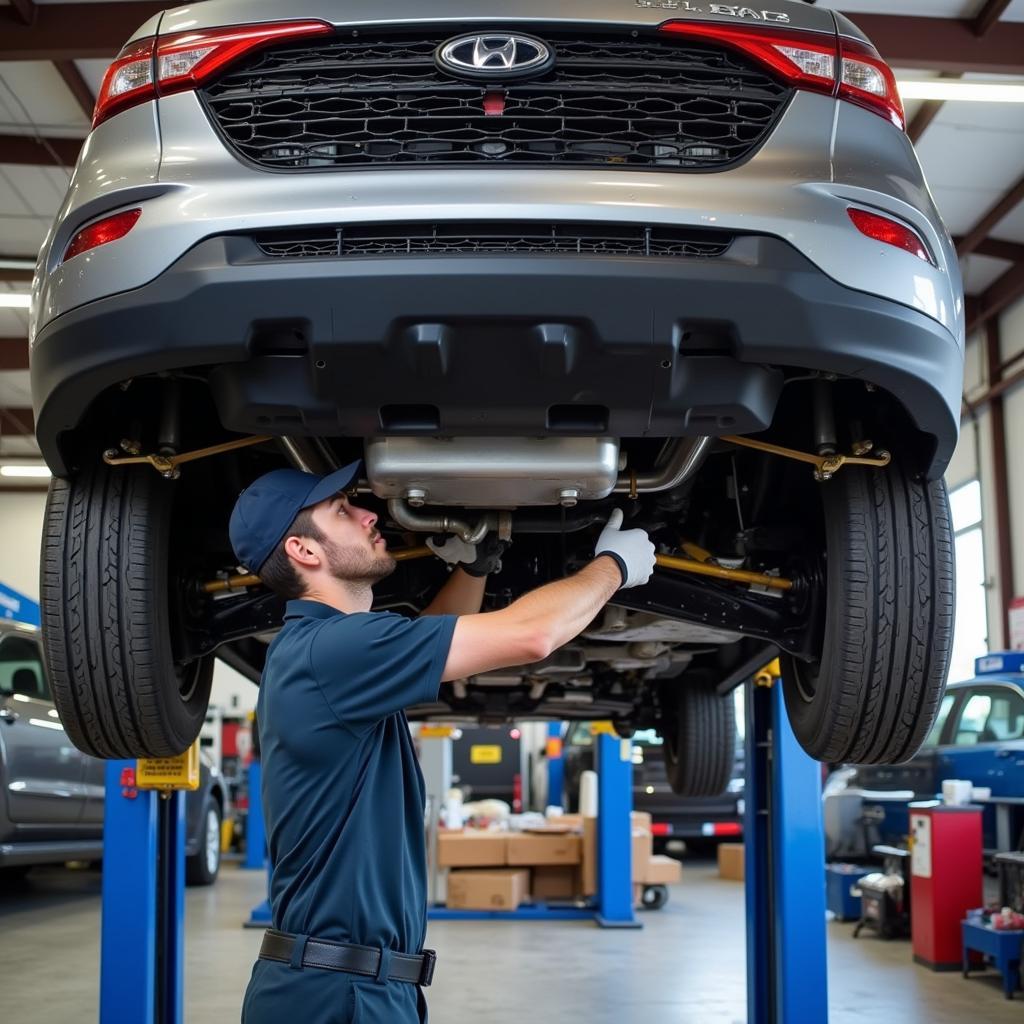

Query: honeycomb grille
[251,222,736,259]
[202,30,790,171]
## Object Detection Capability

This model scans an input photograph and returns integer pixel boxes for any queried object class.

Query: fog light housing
[62,209,142,263]
[847,208,933,264]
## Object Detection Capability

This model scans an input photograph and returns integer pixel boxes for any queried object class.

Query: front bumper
[32,231,962,477]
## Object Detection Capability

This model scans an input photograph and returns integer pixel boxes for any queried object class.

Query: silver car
[29,0,962,796]
[0,621,227,885]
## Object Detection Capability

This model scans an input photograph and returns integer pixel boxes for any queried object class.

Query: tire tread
[40,465,212,759]
[663,681,736,796]
[783,461,954,764]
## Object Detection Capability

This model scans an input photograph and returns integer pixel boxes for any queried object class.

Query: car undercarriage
[49,362,941,785]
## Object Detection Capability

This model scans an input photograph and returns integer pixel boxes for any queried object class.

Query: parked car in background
[827,653,1024,857]
[563,699,744,846]
[0,620,227,885]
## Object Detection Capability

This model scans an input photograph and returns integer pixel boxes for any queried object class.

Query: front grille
[202,29,791,172]
[251,222,736,259]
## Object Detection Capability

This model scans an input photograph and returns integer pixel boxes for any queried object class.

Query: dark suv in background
[0,621,227,885]
[563,710,744,846]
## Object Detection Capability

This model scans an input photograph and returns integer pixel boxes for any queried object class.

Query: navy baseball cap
[229,461,362,573]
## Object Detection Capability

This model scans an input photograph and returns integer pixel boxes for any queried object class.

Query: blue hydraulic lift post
[100,759,185,1024]
[595,730,641,929]
[157,790,186,1024]
[744,676,829,1024]
[546,721,564,810]
[243,758,273,927]
[243,759,265,870]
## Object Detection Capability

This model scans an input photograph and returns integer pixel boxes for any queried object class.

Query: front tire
[661,679,735,797]
[782,460,954,764]
[41,463,214,758]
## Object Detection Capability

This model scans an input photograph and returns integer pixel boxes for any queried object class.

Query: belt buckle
[418,948,437,987]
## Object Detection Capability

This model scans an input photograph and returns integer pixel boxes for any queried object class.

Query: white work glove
[427,535,477,565]
[427,534,507,577]
[594,509,656,589]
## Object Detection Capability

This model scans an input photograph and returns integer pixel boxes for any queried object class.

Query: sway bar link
[721,434,890,481]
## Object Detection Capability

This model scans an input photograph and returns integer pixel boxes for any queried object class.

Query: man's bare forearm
[504,556,622,654]
[420,568,486,617]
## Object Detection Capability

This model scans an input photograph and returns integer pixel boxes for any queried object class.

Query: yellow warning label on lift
[470,744,502,765]
[420,725,455,739]
[590,721,616,736]
[136,741,200,791]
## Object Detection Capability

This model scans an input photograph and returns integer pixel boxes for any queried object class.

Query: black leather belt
[259,929,437,987]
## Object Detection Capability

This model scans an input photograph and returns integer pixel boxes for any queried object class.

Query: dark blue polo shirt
[243,599,456,1022]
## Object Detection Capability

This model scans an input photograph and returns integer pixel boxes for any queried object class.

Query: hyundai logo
[435,32,555,81]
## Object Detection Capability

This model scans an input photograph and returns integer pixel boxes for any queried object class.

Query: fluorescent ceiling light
[897,80,1024,103]
[0,293,31,309]
[0,465,51,478]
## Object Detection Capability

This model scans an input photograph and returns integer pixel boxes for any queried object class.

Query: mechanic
[229,461,656,1024]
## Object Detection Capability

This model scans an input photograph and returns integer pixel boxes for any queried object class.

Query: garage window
[948,479,988,683]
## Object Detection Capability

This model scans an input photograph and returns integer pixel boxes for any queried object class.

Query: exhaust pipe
[613,436,711,496]
[387,500,513,544]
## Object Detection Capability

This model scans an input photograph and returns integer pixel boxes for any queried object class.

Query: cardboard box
[446,869,529,911]
[633,882,645,909]
[582,817,597,895]
[642,854,682,885]
[530,865,580,902]
[548,813,583,830]
[579,818,651,890]
[631,828,654,882]
[631,811,653,832]
[437,832,506,868]
[506,832,582,866]
[718,842,745,881]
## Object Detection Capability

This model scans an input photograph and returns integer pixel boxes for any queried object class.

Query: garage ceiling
[1,0,1023,465]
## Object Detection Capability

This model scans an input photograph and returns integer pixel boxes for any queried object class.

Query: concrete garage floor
[1,857,1017,1023]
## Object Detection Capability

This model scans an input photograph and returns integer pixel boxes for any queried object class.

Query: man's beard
[323,534,396,585]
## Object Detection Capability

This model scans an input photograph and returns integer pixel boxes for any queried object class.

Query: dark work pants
[242,959,426,1024]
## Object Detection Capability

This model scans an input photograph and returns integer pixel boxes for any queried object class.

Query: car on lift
[563,718,744,846]
[29,0,961,798]
[0,621,226,885]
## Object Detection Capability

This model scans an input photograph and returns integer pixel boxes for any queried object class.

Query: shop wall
[1000,296,1024,630]
[955,296,1024,652]
[0,490,46,600]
